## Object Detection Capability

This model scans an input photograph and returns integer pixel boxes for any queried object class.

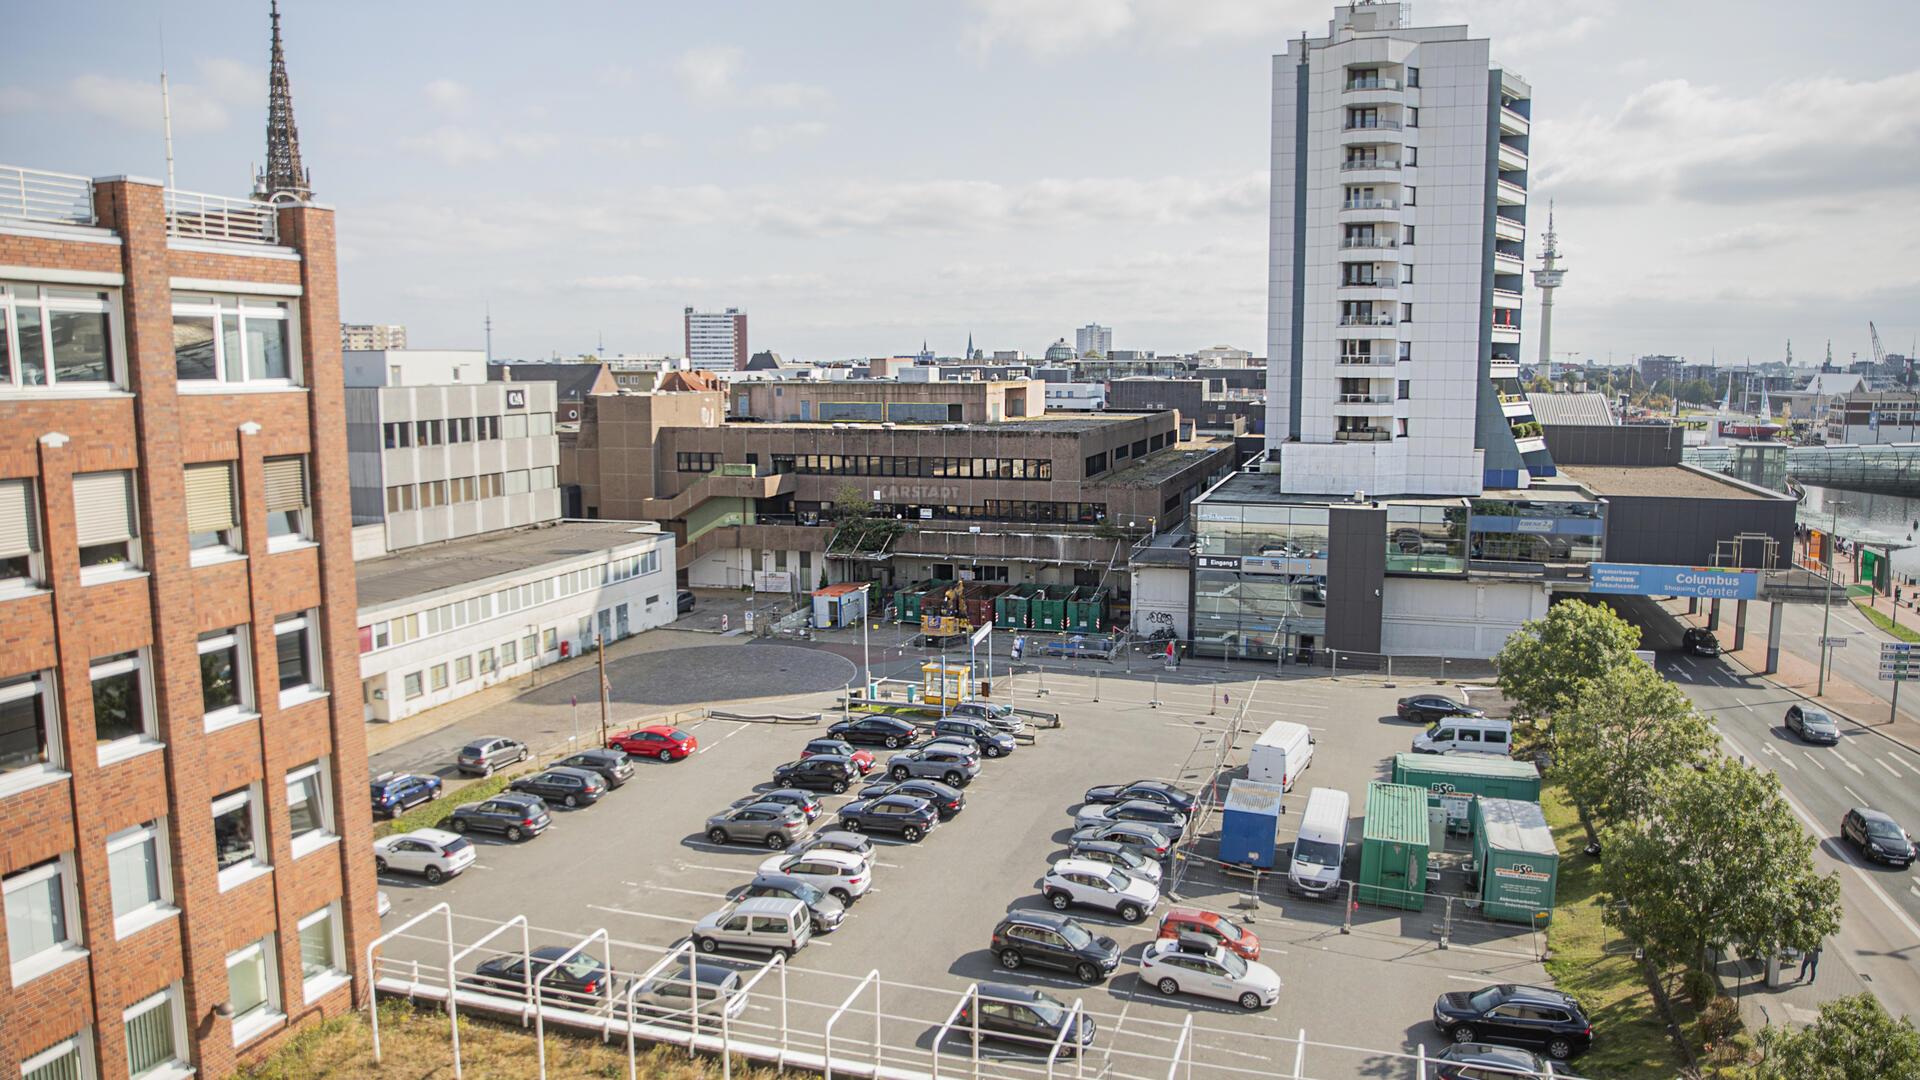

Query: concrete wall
[1382,576,1548,657]
[1129,565,1191,637]
[1542,423,1685,466]
[1600,488,1796,569]
[343,348,487,387]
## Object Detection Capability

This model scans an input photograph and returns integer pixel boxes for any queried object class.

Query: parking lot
[371,649,1554,1080]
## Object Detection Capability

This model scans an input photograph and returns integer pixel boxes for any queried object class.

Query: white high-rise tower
[1532,202,1566,369]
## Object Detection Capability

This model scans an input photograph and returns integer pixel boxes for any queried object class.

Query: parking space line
[681,862,763,874]
[588,904,697,926]
[648,885,732,899]
[1445,974,1487,983]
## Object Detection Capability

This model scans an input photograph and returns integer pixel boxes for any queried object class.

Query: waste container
[1389,753,1541,835]
[1470,797,1559,924]
[1357,782,1429,910]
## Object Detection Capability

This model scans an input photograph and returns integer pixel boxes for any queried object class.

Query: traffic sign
[1822,637,1849,648]
[1883,642,1917,653]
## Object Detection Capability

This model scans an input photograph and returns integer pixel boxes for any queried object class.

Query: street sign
[1822,637,1848,648]
[1884,643,1918,654]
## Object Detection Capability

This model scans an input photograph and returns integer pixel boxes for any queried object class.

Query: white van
[1410,716,1513,756]
[1247,721,1315,791]
[1287,787,1350,898]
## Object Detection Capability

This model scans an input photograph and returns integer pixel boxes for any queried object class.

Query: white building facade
[685,307,748,371]
[1267,3,1547,497]
[341,322,407,350]
[1076,323,1113,358]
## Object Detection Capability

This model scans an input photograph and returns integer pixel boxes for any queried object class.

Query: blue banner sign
[1588,563,1759,600]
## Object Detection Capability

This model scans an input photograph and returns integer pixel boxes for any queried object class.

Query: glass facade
[1386,504,1467,574]
[1467,499,1603,567]
[1191,503,1328,660]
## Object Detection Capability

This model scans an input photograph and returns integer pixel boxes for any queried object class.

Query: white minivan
[1287,787,1350,898]
[1247,721,1315,790]
[1410,716,1513,756]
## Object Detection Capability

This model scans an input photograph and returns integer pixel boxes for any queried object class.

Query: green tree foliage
[1494,600,1642,722]
[1550,662,1716,843]
[1754,993,1920,1080]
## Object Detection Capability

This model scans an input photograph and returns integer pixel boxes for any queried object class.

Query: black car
[732,788,824,821]
[826,715,921,749]
[772,756,856,794]
[369,772,441,818]
[855,778,965,819]
[468,946,618,1007]
[837,793,939,841]
[508,766,608,808]
[553,749,636,788]
[1784,704,1841,745]
[1081,780,1196,814]
[1682,627,1722,656]
[1843,807,1916,867]
[1433,1042,1554,1080]
[990,910,1121,984]
[1433,984,1593,1061]
[677,590,696,614]
[930,718,1016,758]
[957,983,1097,1056]
[1396,695,1486,723]
[449,792,553,841]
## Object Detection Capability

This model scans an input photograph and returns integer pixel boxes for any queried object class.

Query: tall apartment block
[1266,2,1549,496]
[683,307,748,371]
[338,323,405,351]
[1075,323,1112,358]
[0,166,375,1077]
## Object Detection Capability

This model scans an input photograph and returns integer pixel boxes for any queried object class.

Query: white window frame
[273,611,324,708]
[224,936,285,1046]
[73,470,143,585]
[0,670,65,797]
[171,293,302,391]
[122,984,190,1080]
[20,1030,97,1080]
[285,760,337,859]
[212,784,271,891]
[297,903,349,1004]
[0,478,43,598]
[0,282,125,394]
[403,671,423,699]
[198,626,256,731]
[4,853,86,985]
[185,465,243,568]
[107,819,177,939]
[93,649,161,765]
[263,455,313,553]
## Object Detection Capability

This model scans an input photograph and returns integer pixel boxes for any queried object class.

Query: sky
[4,1,1918,368]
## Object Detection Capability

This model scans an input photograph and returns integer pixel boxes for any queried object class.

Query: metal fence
[164,187,279,244]
[0,163,95,226]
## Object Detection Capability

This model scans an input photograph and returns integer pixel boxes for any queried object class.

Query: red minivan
[1156,906,1261,960]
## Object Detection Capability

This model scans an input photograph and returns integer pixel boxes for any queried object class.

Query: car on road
[456,736,529,776]
[1074,799,1188,841]
[855,778,965,819]
[945,700,1027,736]
[369,772,442,818]
[1432,1042,1556,1080]
[677,589,697,614]
[989,910,1120,984]
[1842,806,1917,867]
[885,745,980,786]
[1067,839,1162,885]
[1080,780,1195,814]
[607,725,698,762]
[825,715,921,749]
[1041,857,1159,923]
[693,896,812,957]
[772,756,857,794]
[447,792,552,841]
[930,717,1016,758]
[837,793,939,841]
[801,737,876,774]
[726,873,846,933]
[373,828,475,883]
[1139,934,1280,1010]
[759,848,873,903]
[705,802,808,848]
[1432,984,1594,1061]
[789,830,873,860]
[467,946,618,1008]
[1681,627,1722,657]
[1157,907,1260,960]
[956,984,1095,1055]
[1784,704,1841,745]
[1396,695,1486,723]
[629,958,748,1024]
[732,788,823,821]
[1069,822,1172,861]
[508,766,608,808]
[553,749,636,788]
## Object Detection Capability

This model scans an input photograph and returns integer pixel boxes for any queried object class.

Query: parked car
[732,788,823,822]
[789,829,874,860]
[886,745,980,786]
[837,793,939,841]
[369,772,442,818]
[855,778,965,819]
[1433,1042,1556,1080]
[1074,799,1188,841]
[693,896,813,957]
[760,849,873,903]
[946,700,1027,736]
[456,736,529,776]
[825,715,921,749]
[956,984,1095,1055]
[726,873,846,933]
[1068,822,1172,861]
[1041,857,1160,923]
[922,735,990,761]
[1843,806,1917,867]
[1080,780,1195,814]
[467,946,618,1008]
[629,958,747,1024]
[989,910,1120,984]
[448,792,552,841]
[801,737,876,774]
[1157,907,1261,960]
[772,756,856,793]
[1067,839,1162,885]
[1139,935,1281,1010]
[553,748,635,788]
[608,725,698,762]
[373,828,475,883]
[706,802,808,848]
[1432,984,1594,1061]
[677,589,697,614]
[1785,704,1841,745]
[1396,695,1486,723]
[377,890,391,917]
[930,717,1016,758]
[1682,627,1722,656]
[509,766,608,808]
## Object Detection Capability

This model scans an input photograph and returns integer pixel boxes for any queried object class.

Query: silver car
[706,802,808,848]
[456,735,530,776]
[629,958,748,1023]
[885,745,980,786]
[947,700,1027,736]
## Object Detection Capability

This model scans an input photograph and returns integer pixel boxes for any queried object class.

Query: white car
[1074,799,1189,842]
[1140,935,1282,1010]
[1041,857,1160,923]
[758,849,873,903]
[373,828,476,884]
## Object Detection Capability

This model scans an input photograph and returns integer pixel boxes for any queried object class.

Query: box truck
[1247,721,1315,791]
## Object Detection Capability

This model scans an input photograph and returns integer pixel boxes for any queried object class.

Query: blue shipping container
[1218,779,1286,869]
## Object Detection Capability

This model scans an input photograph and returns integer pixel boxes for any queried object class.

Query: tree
[1601,759,1841,983]
[829,483,875,521]
[1550,662,1715,846]
[1494,600,1642,723]
[1755,994,1920,1080]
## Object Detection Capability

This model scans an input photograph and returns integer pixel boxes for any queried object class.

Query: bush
[1699,994,1743,1043]
[1685,966,1720,1008]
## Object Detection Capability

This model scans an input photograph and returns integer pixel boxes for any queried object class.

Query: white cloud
[1678,222,1803,256]
[674,45,829,109]
[39,58,260,135]
[424,78,471,111]
[742,121,828,153]
[963,0,1321,55]
[397,127,664,166]
[571,272,829,293]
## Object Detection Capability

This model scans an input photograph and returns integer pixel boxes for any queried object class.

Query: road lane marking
[1843,785,1866,805]
[1770,773,1920,946]
[1834,751,1865,776]
[1878,756,1903,778]
[1762,744,1799,771]
[1893,756,1920,778]
[1804,753,1827,771]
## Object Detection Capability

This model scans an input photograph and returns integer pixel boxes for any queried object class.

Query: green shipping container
[1064,588,1109,633]
[1358,782,1429,910]
[1470,797,1559,925]
[896,580,948,623]
[1032,586,1070,632]
[996,584,1039,628]
[1389,753,1541,835]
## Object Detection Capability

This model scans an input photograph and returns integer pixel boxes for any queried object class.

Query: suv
[693,896,813,957]
[1081,780,1194,813]
[1396,695,1486,723]
[1069,822,1172,861]
[732,788,822,822]
[1843,806,1916,866]
[457,736,530,776]
[790,830,873,860]
[1682,627,1722,656]
[886,745,980,786]
[706,801,807,848]
[677,590,696,614]
[857,778,965,819]
[946,700,1026,735]
[990,910,1120,984]
[760,849,872,903]
[772,756,856,793]
[838,794,939,841]
[931,717,1016,758]
[629,959,746,1025]
[509,766,607,808]
[1074,799,1188,841]
[1433,1043,1556,1080]
[1785,704,1840,745]
[373,828,475,883]
[1157,907,1260,960]
[825,715,920,749]
[369,772,441,818]
[1068,839,1162,885]
[956,984,1095,1055]
[1041,857,1159,923]
[1139,934,1280,1011]
[1433,984,1594,1061]
[801,737,875,774]
[553,749,635,788]
[448,792,553,841]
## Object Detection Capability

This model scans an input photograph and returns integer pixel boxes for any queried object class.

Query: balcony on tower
[1494,215,1526,243]
[1491,307,1522,344]
[1497,141,1529,173]
[1495,178,1528,206]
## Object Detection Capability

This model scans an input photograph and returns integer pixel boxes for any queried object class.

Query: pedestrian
[1800,943,1823,982]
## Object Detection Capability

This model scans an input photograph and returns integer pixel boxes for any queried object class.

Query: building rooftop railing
[0,164,96,226]
[165,188,279,244]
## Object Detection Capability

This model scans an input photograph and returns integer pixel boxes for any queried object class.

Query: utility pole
[597,630,610,745]
[861,584,873,694]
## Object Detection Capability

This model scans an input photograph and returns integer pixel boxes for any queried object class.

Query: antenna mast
[159,9,176,190]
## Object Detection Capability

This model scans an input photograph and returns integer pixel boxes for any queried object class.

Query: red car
[802,737,875,774]
[607,725,697,762]
[1157,906,1261,961]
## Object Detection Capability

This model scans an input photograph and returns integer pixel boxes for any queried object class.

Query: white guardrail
[164,187,279,244]
[0,164,96,225]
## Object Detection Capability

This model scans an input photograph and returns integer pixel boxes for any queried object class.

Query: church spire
[254,0,312,202]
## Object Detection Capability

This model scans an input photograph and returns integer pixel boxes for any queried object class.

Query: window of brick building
[92,649,156,763]
[4,854,83,984]
[172,293,297,388]
[123,985,189,1078]
[72,469,141,581]
[213,784,269,889]
[197,626,254,729]
[0,478,42,595]
[3,282,120,391]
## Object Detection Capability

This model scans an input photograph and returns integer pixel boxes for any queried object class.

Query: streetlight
[1819,498,1847,695]
[860,583,873,695]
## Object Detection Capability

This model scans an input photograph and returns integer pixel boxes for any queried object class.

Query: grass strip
[374,770,522,839]
[1852,597,1920,643]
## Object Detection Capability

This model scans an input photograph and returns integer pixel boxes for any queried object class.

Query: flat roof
[356,520,664,609]
[1557,464,1780,501]
[714,414,1163,435]
[1098,438,1232,488]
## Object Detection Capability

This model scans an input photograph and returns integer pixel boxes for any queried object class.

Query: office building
[1075,324,1112,358]
[1638,355,1685,386]
[487,361,617,424]
[1266,2,1546,496]
[684,307,748,371]
[339,323,406,351]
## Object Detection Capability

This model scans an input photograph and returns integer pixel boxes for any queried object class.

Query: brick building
[0,165,374,1077]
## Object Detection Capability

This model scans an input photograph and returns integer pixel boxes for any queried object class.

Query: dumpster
[811,583,869,629]
[1470,797,1558,925]
[896,579,950,624]
[1389,753,1541,835]
[1219,779,1285,869]
[996,584,1039,629]
[1032,586,1071,632]
[961,582,1010,628]
[1064,588,1109,634]
[1357,782,1429,910]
